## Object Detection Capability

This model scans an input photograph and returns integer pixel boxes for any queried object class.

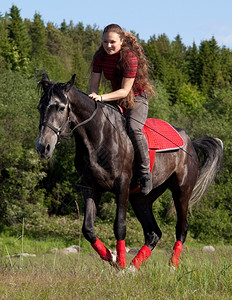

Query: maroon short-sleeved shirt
[92,50,144,96]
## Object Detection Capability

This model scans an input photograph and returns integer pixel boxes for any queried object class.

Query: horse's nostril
[46,144,50,152]
[37,143,45,154]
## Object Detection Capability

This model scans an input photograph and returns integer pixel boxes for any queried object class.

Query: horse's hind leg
[170,189,191,268]
[129,197,162,270]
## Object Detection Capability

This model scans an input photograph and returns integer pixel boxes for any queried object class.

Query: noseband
[41,117,71,142]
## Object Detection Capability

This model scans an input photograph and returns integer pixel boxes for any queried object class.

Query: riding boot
[125,94,152,195]
[138,172,153,195]
[128,131,153,195]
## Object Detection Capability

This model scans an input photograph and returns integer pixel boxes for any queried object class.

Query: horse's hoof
[169,257,179,271]
[169,264,178,272]
[126,265,138,273]
[111,251,117,263]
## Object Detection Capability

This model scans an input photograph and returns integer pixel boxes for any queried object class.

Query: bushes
[0,72,81,230]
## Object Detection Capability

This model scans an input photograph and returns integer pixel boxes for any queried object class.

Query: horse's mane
[38,80,68,106]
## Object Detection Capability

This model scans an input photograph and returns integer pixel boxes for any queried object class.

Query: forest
[0,5,231,245]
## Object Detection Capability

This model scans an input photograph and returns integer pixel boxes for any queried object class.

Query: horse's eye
[59,106,65,112]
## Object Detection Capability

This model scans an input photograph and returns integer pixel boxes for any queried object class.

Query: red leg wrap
[91,238,112,262]
[116,240,126,268]
[171,241,183,268]
[131,245,152,269]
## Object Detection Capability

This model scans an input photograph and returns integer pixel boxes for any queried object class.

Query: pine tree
[220,46,232,88]
[30,13,47,59]
[7,5,32,72]
[60,20,68,34]
[8,5,32,58]
[144,35,165,81]
[46,22,63,56]
[72,41,89,91]
[170,34,187,70]
[155,34,171,58]
[0,13,10,71]
[198,37,221,96]
[186,42,200,86]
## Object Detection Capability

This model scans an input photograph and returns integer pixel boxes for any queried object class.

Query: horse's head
[36,73,76,159]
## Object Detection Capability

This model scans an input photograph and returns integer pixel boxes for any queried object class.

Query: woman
[89,24,154,195]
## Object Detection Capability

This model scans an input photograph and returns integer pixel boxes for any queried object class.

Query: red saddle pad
[143,118,185,152]
[130,118,185,193]
[143,118,184,172]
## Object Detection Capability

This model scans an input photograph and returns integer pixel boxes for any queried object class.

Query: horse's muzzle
[36,138,53,159]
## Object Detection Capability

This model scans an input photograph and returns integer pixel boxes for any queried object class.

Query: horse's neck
[69,88,96,123]
[68,87,102,155]
[69,88,127,145]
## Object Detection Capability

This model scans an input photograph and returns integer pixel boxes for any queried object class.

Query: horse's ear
[65,74,76,92]
[42,73,50,81]
[41,73,50,91]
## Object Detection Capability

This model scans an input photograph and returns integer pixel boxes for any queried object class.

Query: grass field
[0,235,231,300]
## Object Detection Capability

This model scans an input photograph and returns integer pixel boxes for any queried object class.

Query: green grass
[0,234,231,300]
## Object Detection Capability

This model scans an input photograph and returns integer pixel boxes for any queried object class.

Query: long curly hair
[92,24,154,109]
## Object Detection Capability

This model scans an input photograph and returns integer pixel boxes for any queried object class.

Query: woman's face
[102,31,123,55]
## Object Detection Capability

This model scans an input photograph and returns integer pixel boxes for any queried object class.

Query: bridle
[40,97,98,144]
[41,117,71,143]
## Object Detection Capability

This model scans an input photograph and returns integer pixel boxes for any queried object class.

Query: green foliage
[198,37,221,96]
[8,6,32,56]
[178,83,206,110]
[0,72,37,165]
[30,13,47,60]
[0,72,47,226]
[7,6,32,73]
[148,80,172,121]
[72,41,89,91]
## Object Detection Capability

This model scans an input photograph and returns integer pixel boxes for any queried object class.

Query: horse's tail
[188,136,223,209]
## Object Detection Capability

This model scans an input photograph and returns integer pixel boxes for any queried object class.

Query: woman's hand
[89,92,102,102]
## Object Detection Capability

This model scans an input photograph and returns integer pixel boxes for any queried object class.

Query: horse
[36,74,223,271]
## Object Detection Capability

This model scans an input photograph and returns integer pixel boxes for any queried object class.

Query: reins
[77,89,192,158]
[42,86,191,157]
[70,99,98,133]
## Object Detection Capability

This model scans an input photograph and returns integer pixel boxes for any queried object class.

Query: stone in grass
[110,247,140,256]
[128,248,140,255]
[51,248,59,253]
[10,253,36,258]
[202,245,215,252]
[59,245,81,255]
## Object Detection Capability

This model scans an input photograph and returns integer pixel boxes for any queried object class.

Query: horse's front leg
[82,188,112,263]
[114,179,130,269]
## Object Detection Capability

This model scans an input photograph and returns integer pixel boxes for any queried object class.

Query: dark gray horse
[36,74,223,270]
